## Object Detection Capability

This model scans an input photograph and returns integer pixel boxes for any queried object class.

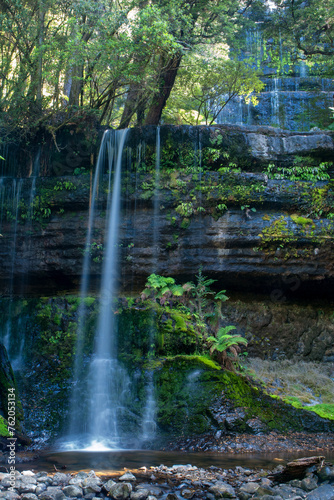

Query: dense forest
[0,0,333,138]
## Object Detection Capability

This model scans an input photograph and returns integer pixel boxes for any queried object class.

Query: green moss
[307,404,334,420]
[290,214,314,227]
[83,297,96,307]
[0,415,9,437]
[153,356,334,437]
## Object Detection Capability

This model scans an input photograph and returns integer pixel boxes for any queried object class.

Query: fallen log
[269,456,325,483]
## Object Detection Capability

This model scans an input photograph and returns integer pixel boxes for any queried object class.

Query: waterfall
[64,129,131,450]
[66,131,109,441]
[1,179,23,371]
[271,77,280,126]
[86,128,129,450]
[141,127,160,443]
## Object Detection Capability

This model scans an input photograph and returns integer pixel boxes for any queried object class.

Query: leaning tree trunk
[118,85,142,129]
[144,53,182,126]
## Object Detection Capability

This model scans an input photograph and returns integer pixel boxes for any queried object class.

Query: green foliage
[0,0,253,133]
[175,202,193,217]
[164,51,264,125]
[266,160,331,181]
[262,0,334,67]
[139,270,233,358]
[207,326,248,371]
[0,415,9,437]
[53,181,77,191]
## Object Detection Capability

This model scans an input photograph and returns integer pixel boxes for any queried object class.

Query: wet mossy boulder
[153,356,334,437]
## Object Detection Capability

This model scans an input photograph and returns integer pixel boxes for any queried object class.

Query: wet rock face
[216,76,334,131]
[246,131,334,161]
[1,173,334,298]
[222,298,334,362]
[2,125,334,179]
[130,125,334,167]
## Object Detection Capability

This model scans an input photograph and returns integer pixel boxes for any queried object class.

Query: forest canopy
[0,0,333,135]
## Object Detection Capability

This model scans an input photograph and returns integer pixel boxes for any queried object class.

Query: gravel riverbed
[1,458,334,500]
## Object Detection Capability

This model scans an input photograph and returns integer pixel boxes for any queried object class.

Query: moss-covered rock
[153,356,334,437]
[0,343,23,430]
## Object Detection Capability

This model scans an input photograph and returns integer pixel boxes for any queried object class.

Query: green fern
[207,326,248,371]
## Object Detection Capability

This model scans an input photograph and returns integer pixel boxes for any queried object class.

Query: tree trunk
[36,0,45,110]
[118,85,141,129]
[68,64,84,107]
[144,53,182,126]
[65,30,92,108]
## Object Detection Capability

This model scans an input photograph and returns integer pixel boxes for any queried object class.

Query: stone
[36,473,49,479]
[76,473,89,479]
[258,496,282,500]
[109,482,133,499]
[288,480,303,488]
[21,495,38,500]
[301,475,318,491]
[103,479,117,492]
[37,477,52,484]
[246,418,267,434]
[238,493,252,500]
[15,481,37,493]
[35,485,47,495]
[82,478,102,494]
[119,473,136,482]
[62,485,83,497]
[147,497,157,500]
[306,484,334,499]
[255,496,284,500]
[131,490,149,500]
[0,492,20,500]
[240,482,260,494]
[22,472,36,477]
[261,479,273,488]
[317,466,334,482]
[166,494,178,500]
[51,473,70,486]
[181,489,195,499]
[253,485,276,497]
[273,484,305,499]
[209,481,236,498]
[0,478,14,488]
[38,487,66,500]
[136,485,163,496]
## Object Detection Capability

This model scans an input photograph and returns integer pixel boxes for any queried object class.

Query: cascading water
[66,131,110,442]
[64,129,132,451]
[141,128,160,443]
[271,77,280,126]
[86,129,130,450]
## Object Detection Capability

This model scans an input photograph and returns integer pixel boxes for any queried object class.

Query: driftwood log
[269,456,325,483]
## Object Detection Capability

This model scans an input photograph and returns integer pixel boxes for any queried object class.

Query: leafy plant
[266,161,331,181]
[175,202,193,217]
[207,326,248,371]
[54,181,77,191]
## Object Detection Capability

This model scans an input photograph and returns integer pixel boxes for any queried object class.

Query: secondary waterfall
[141,127,160,443]
[65,129,131,450]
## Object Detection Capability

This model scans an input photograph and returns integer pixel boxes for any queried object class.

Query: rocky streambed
[1,459,334,500]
